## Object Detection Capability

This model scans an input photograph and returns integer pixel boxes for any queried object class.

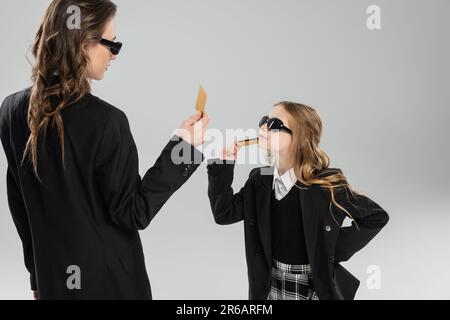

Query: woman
[0,0,208,299]
[207,101,389,300]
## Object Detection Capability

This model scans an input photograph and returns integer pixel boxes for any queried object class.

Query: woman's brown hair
[21,0,117,181]
[275,101,361,229]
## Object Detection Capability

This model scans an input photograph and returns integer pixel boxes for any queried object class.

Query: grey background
[1,0,449,299]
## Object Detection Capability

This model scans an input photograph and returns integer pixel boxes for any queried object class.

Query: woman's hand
[32,290,38,300]
[220,142,241,161]
[176,112,210,147]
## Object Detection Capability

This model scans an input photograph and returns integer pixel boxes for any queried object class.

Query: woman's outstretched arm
[95,109,207,230]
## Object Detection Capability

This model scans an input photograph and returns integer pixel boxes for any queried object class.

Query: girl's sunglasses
[259,116,292,134]
[99,38,123,55]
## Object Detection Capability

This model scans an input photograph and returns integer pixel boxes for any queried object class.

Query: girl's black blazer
[207,160,389,300]
[0,89,203,299]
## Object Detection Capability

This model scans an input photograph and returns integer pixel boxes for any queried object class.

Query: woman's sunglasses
[259,116,292,134]
[99,38,123,55]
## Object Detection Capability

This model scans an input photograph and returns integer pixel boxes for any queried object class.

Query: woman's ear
[81,41,93,64]
[81,41,90,54]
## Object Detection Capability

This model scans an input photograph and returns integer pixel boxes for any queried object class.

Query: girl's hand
[220,142,241,161]
[32,290,38,300]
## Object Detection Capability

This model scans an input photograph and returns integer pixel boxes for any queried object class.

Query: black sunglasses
[99,38,123,55]
[259,116,292,134]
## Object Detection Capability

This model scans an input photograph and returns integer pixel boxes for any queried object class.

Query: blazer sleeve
[333,187,390,262]
[94,109,204,230]
[6,167,37,291]
[0,97,37,291]
[207,159,256,225]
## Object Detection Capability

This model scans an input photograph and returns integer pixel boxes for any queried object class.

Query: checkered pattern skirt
[267,259,319,300]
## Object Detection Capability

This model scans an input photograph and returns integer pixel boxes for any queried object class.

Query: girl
[207,101,389,300]
[0,0,207,299]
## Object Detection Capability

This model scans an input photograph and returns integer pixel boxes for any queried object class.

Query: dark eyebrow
[112,36,117,41]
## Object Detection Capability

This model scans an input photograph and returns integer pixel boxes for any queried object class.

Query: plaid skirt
[267,259,319,300]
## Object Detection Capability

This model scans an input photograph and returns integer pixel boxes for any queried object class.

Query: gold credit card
[195,85,207,113]
[237,138,259,147]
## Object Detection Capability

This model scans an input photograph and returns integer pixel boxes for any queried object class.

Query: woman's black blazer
[0,89,203,299]
[207,160,389,300]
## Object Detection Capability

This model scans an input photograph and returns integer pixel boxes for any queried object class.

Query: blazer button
[325,225,331,232]
[249,219,255,226]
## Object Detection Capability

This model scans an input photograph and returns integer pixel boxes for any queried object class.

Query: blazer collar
[256,166,275,187]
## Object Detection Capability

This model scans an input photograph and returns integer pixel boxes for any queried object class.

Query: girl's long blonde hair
[274,101,360,228]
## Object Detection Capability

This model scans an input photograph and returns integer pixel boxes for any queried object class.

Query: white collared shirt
[272,167,297,200]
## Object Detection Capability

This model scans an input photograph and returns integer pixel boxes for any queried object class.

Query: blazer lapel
[255,166,274,268]
[299,185,320,267]
[254,168,321,269]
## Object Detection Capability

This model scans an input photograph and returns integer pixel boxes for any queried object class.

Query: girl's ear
[288,135,296,153]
